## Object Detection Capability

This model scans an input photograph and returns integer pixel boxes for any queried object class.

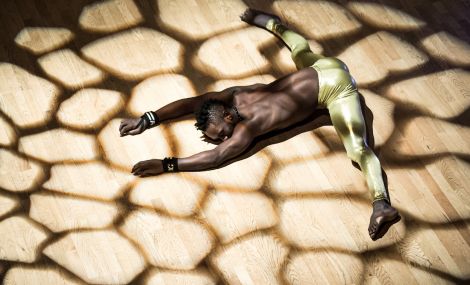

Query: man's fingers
[132,164,141,173]
[127,127,142,136]
[132,161,150,174]
[119,121,126,132]
[132,162,142,172]
[120,125,134,136]
[120,119,147,137]
[139,169,154,177]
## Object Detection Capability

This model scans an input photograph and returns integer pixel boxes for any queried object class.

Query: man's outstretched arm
[119,84,263,137]
[131,122,254,176]
[119,90,227,136]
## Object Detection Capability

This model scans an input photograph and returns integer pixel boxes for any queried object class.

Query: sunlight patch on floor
[338,31,428,86]
[285,250,364,284]
[30,192,119,232]
[156,0,247,40]
[0,116,16,146]
[38,49,105,89]
[82,28,184,80]
[386,69,470,118]
[4,266,85,285]
[79,0,143,33]
[421,31,470,66]
[0,149,45,192]
[0,216,49,263]
[129,173,206,217]
[0,63,59,128]
[44,230,146,284]
[209,232,288,285]
[194,27,274,79]
[43,161,134,200]
[57,88,125,130]
[274,0,362,40]
[128,74,196,116]
[202,190,278,243]
[14,27,74,55]
[19,129,98,163]
[144,267,217,285]
[120,209,214,270]
[400,225,470,279]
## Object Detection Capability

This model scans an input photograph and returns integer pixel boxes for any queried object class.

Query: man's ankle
[373,199,390,209]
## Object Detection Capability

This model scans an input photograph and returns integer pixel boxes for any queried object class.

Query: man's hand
[119,118,147,137]
[200,134,222,145]
[131,159,164,177]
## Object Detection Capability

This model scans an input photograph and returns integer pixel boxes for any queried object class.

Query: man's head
[195,99,237,142]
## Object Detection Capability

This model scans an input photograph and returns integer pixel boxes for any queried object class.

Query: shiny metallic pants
[267,20,389,202]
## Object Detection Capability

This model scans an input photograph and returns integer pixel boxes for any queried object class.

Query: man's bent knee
[291,43,312,59]
[346,144,370,164]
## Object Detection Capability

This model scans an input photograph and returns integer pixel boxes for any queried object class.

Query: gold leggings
[267,20,388,202]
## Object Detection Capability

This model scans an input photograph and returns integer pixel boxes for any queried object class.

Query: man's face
[204,119,235,143]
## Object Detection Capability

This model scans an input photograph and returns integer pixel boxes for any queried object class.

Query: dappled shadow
[0,0,469,284]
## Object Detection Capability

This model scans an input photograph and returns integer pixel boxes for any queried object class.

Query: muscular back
[234,67,320,136]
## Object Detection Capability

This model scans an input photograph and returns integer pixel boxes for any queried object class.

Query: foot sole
[239,8,281,29]
[371,213,401,241]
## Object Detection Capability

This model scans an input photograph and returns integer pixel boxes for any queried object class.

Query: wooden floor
[0,0,469,284]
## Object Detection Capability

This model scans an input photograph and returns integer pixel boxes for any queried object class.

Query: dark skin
[119,8,400,241]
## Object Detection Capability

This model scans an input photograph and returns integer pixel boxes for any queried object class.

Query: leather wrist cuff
[163,157,178,172]
[140,111,160,128]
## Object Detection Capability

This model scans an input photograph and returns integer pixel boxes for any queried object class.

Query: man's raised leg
[240,8,323,69]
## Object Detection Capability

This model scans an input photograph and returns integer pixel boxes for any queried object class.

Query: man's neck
[231,105,243,122]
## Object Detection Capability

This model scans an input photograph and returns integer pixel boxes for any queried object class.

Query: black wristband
[140,111,160,128]
[162,157,179,172]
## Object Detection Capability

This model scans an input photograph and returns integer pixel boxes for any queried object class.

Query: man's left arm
[131,123,254,176]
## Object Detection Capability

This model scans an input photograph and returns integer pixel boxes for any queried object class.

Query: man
[119,8,400,240]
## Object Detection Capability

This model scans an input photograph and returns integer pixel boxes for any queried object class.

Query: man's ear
[224,112,233,122]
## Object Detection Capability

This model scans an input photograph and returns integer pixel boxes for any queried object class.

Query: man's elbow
[213,144,248,168]
[212,149,236,168]
[212,154,225,168]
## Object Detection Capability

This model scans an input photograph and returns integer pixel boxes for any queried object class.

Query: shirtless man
[119,9,400,240]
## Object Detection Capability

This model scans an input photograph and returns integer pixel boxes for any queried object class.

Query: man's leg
[240,8,323,69]
[328,93,400,240]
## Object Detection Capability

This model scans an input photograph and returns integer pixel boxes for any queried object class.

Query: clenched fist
[132,159,164,177]
[119,118,147,136]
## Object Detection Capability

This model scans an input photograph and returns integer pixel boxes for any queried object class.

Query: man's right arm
[154,85,243,122]
[119,87,237,136]
[119,83,265,136]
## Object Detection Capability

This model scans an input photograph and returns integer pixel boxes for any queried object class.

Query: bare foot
[239,8,281,29]
[368,199,400,241]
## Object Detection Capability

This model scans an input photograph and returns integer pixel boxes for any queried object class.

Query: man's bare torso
[234,67,320,136]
